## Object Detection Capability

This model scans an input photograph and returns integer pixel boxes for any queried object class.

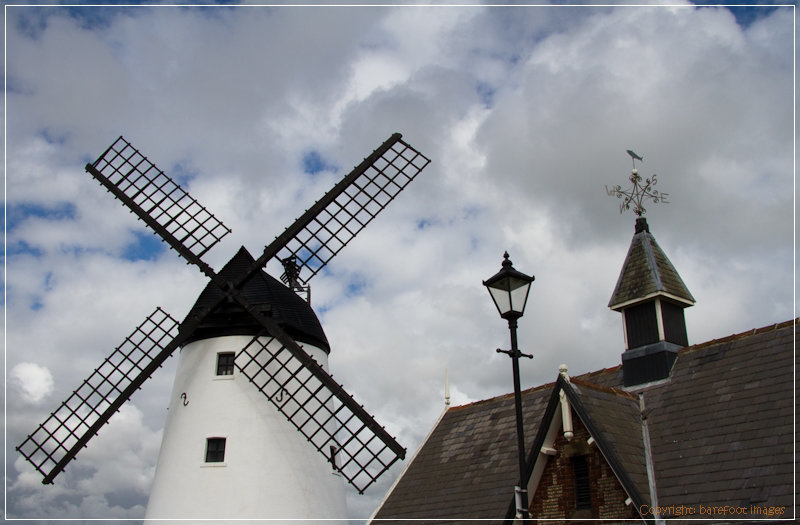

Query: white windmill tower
[17,133,431,520]
[145,247,347,519]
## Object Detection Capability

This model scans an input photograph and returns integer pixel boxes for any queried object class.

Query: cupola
[609,217,694,386]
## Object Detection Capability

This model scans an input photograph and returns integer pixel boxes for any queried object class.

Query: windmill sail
[259,133,431,284]
[19,133,430,493]
[85,136,231,275]
[236,334,405,493]
[16,308,180,484]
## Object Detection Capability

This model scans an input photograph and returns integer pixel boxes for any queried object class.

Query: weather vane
[605,150,669,216]
[280,255,311,303]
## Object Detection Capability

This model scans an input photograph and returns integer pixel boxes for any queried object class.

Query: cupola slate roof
[371,319,796,521]
[608,218,695,310]
[181,246,330,351]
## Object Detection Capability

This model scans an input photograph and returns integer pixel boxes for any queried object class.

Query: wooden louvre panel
[572,455,592,510]
[624,301,659,349]
[661,300,689,347]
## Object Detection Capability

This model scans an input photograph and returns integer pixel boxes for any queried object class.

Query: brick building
[371,217,795,522]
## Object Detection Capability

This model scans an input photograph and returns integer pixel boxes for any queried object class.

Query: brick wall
[529,407,642,522]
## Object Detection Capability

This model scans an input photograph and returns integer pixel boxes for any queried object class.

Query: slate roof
[372,319,796,521]
[372,382,553,522]
[608,218,695,309]
[181,246,330,351]
[639,319,795,516]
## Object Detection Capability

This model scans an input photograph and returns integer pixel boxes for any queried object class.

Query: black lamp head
[483,252,535,321]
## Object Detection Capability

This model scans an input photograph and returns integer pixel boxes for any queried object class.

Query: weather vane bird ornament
[16,132,431,519]
[606,149,669,216]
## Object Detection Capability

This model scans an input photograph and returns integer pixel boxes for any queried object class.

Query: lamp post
[483,252,535,521]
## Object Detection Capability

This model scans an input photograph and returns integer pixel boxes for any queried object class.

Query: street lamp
[483,251,535,521]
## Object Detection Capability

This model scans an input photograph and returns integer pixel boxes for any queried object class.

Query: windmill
[16,133,431,519]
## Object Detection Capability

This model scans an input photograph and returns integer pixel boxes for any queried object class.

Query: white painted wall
[145,335,347,521]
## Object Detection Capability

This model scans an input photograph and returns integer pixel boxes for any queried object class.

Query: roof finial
[606,150,669,217]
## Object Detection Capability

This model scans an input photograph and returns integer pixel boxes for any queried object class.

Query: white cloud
[10,403,160,519]
[5,3,794,521]
[11,362,55,404]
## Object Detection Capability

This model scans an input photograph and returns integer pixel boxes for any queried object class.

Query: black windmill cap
[181,246,330,352]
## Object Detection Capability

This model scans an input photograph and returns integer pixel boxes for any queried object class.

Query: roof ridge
[450,319,795,411]
[569,377,638,400]
[679,318,797,354]
[448,380,554,411]
[576,363,622,379]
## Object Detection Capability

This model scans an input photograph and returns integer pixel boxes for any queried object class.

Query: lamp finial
[444,369,450,407]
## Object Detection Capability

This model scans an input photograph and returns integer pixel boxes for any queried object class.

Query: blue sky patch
[168,162,200,188]
[7,202,77,232]
[295,246,323,272]
[345,276,367,298]
[302,150,337,176]
[123,231,164,261]
[38,127,69,146]
[416,218,435,230]
[476,82,496,108]
[725,6,780,28]
[10,7,51,39]
[695,3,782,29]
[65,5,138,31]
[11,5,136,40]
[7,240,44,259]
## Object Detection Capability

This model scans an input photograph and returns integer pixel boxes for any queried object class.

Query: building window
[205,437,226,463]
[216,352,235,376]
[572,455,591,510]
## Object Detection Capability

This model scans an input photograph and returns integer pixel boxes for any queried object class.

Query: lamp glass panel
[510,283,531,314]
[488,285,512,315]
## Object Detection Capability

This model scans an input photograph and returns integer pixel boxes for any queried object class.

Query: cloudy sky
[4,2,794,521]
